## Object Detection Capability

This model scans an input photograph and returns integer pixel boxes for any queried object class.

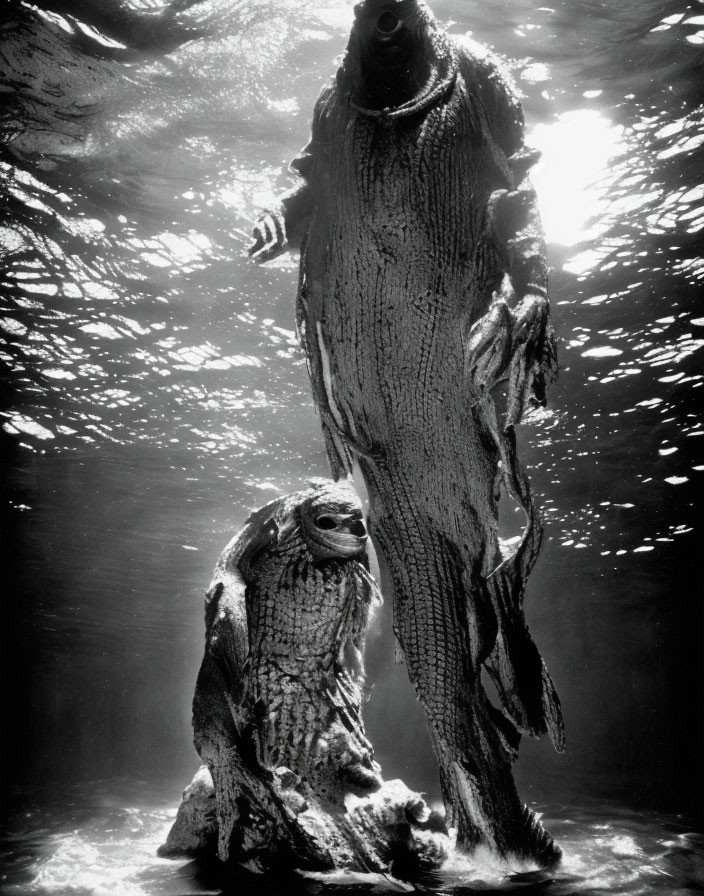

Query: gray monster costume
[251,0,564,864]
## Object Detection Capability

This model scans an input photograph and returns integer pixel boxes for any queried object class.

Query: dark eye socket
[316,515,338,530]
[348,520,367,538]
[376,11,400,33]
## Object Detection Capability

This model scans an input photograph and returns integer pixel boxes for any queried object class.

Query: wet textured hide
[250,0,565,864]
[161,480,451,874]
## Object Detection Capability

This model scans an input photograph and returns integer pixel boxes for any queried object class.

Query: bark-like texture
[161,480,450,874]
[252,0,564,864]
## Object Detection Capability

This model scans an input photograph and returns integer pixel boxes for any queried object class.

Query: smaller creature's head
[297,480,368,562]
[351,0,426,73]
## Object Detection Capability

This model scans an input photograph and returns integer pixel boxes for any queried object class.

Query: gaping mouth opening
[376,11,401,35]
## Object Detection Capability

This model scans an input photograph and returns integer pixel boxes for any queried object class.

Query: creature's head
[341,0,445,110]
[351,0,426,73]
[297,480,368,562]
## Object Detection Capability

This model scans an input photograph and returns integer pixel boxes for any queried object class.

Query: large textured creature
[162,480,450,874]
[250,0,565,863]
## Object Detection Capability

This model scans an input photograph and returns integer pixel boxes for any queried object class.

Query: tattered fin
[514,805,562,866]
[483,628,532,737]
[530,316,559,409]
[477,403,565,745]
[312,320,381,475]
[540,663,566,753]
[484,641,565,752]
[316,320,346,432]
[484,699,521,761]
[482,566,565,751]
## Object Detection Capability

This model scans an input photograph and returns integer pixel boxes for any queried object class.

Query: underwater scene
[1,0,703,892]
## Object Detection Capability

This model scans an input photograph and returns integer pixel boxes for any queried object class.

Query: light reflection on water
[2,1,702,513]
[1,787,703,895]
[1,0,703,890]
[531,109,626,248]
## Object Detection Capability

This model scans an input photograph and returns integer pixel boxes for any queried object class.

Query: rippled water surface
[2,783,703,894]
[1,0,703,892]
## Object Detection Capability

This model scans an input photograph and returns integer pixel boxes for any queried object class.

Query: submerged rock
[163,765,450,875]
[158,765,217,858]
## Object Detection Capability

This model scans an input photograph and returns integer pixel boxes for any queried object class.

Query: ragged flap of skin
[481,420,565,751]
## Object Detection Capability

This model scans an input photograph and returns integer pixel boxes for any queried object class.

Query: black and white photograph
[1,0,702,893]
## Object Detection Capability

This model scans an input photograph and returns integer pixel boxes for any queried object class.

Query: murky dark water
[1,0,703,892]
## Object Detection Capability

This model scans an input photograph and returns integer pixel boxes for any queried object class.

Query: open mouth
[376,10,401,35]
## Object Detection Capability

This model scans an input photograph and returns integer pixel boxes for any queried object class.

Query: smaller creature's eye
[316,515,337,530]
[376,11,400,34]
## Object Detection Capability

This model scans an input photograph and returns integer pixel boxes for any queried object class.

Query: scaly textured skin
[186,479,451,874]
[251,1,564,864]
[243,513,382,805]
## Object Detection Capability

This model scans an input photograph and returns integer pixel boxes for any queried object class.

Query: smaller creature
[176,479,450,873]
[193,480,382,865]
